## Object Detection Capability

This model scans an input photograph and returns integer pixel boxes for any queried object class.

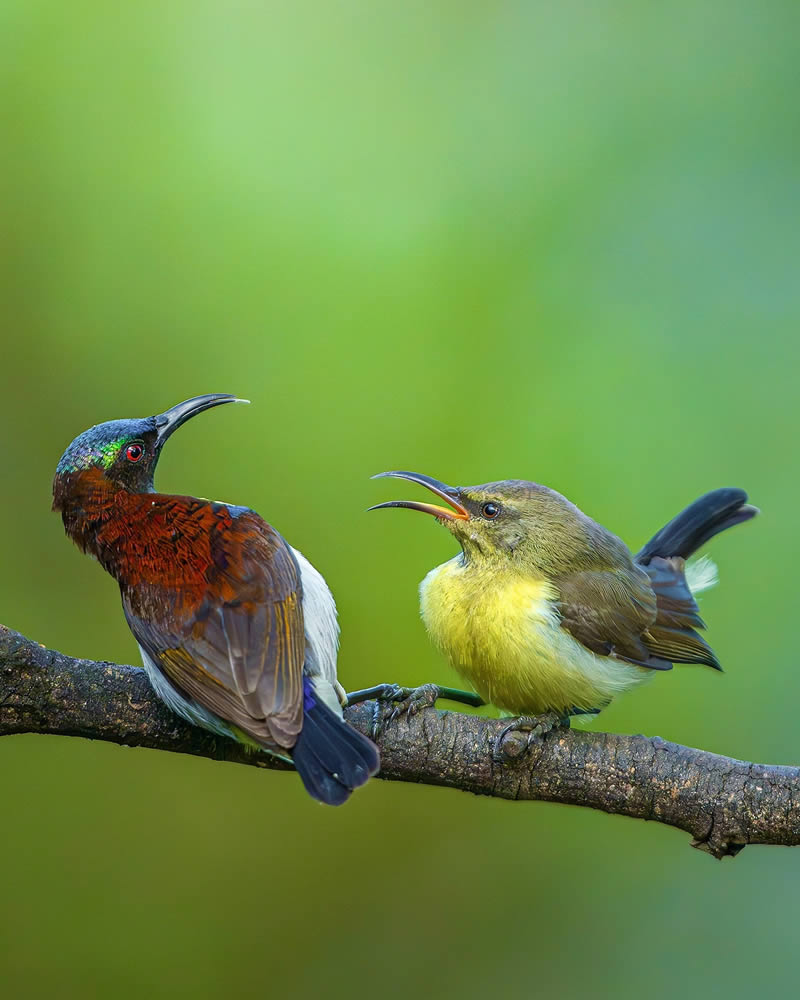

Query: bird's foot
[380,682,444,725]
[492,712,567,762]
[378,683,485,727]
[345,683,433,737]
[345,682,484,738]
[344,683,410,738]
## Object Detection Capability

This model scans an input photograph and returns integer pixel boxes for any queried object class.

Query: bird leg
[346,682,483,710]
[492,712,568,762]
[385,683,485,723]
[345,683,406,707]
[345,683,484,738]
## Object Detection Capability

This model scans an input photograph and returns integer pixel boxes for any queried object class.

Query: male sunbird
[52,394,379,804]
[370,471,757,722]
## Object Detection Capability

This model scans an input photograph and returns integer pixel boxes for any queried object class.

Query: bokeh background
[2,2,799,997]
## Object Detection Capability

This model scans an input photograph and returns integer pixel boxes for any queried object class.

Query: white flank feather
[685,554,719,595]
[291,546,345,712]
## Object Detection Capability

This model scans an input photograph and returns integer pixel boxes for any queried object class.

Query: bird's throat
[53,467,129,562]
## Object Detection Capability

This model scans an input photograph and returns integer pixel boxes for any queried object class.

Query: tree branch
[1,622,797,859]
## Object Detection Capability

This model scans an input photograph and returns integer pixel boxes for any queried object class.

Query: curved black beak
[369,470,469,521]
[155,394,249,445]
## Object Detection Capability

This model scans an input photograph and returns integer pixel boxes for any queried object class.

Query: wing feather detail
[123,507,306,749]
[555,566,670,670]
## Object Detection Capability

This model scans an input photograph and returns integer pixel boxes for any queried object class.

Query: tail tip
[291,697,380,806]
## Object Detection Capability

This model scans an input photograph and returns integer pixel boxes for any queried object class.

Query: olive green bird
[369,472,757,721]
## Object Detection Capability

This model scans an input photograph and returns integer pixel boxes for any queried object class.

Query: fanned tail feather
[635,488,757,672]
[290,683,380,805]
[636,488,758,564]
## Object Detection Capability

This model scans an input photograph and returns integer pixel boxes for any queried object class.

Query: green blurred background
[1,1,798,997]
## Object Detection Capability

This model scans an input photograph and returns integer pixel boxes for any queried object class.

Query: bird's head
[53,394,248,507]
[370,471,590,570]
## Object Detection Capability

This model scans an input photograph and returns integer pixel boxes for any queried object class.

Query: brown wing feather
[124,508,306,749]
[555,566,673,670]
[641,624,721,669]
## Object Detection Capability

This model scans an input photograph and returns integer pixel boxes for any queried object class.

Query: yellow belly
[419,558,650,716]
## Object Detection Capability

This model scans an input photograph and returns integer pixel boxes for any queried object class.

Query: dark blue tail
[633,487,758,672]
[291,681,380,805]
[636,488,758,564]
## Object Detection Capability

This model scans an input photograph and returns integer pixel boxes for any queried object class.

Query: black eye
[125,443,144,463]
[482,502,500,519]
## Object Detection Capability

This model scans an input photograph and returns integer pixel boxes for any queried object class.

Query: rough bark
[1,623,798,859]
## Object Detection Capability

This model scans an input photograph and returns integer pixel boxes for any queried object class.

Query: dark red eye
[125,443,144,463]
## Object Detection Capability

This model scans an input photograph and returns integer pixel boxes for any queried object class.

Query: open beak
[155,394,249,445]
[369,470,469,521]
